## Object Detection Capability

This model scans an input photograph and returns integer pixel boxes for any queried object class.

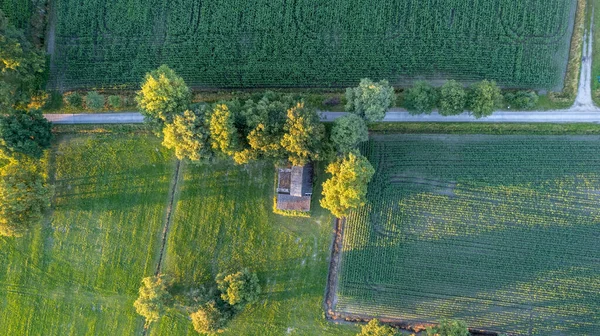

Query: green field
[149,161,356,335]
[0,134,175,335]
[0,0,32,28]
[336,135,600,335]
[50,0,576,90]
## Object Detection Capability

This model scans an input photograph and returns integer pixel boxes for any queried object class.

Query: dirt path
[154,160,182,276]
[573,12,598,111]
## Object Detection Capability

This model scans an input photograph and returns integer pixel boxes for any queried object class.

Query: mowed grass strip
[149,161,357,336]
[337,135,600,335]
[0,134,175,335]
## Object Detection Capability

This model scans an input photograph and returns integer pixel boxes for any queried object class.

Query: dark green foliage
[426,319,470,336]
[85,91,105,109]
[346,79,395,122]
[439,80,467,116]
[190,301,232,335]
[216,269,261,309]
[0,158,51,237]
[331,114,369,153]
[107,95,121,109]
[0,109,52,158]
[504,90,539,110]
[64,92,82,108]
[404,80,439,115]
[468,80,502,118]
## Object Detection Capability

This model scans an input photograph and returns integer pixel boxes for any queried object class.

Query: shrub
[107,95,122,109]
[404,80,438,115]
[439,80,467,116]
[357,319,396,336]
[216,268,261,309]
[323,96,341,107]
[425,319,470,336]
[85,91,105,110]
[64,92,83,108]
[190,301,232,334]
[504,90,538,110]
[27,91,50,110]
[345,78,395,122]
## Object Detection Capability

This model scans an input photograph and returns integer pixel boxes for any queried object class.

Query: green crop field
[336,135,600,335]
[50,0,576,90]
[149,161,356,335]
[0,134,175,335]
[0,0,32,28]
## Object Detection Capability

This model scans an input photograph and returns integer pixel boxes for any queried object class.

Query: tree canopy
[190,301,231,335]
[137,65,191,124]
[0,158,51,237]
[404,80,438,115]
[469,80,502,118]
[357,319,396,336]
[208,103,239,157]
[162,109,211,162]
[345,78,395,122]
[330,114,369,153]
[216,268,261,309]
[426,319,470,336]
[0,109,53,158]
[320,152,375,218]
[133,275,173,327]
[280,102,325,166]
[439,80,467,116]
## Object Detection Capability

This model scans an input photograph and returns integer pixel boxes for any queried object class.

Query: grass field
[0,134,175,335]
[336,134,600,335]
[50,0,576,90]
[149,161,356,335]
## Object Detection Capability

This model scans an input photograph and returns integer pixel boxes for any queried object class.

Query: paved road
[45,113,144,124]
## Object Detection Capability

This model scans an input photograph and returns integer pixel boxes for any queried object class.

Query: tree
[404,80,438,115]
[64,92,83,108]
[425,319,470,336]
[0,109,53,158]
[190,301,231,335]
[468,80,502,118]
[85,91,105,110]
[345,78,395,122]
[209,103,239,157]
[320,152,375,218]
[357,319,396,336]
[216,268,261,309]
[504,90,538,110]
[439,80,467,116]
[331,114,368,153]
[0,158,51,237]
[133,275,173,328]
[162,109,211,161]
[137,65,191,124]
[280,102,325,166]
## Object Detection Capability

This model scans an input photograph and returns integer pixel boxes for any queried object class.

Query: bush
[404,80,438,115]
[323,96,341,107]
[27,91,50,110]
[357,319,396,336]
[216,268,261,309]
[426,319,470,336]
[64,92,83,108]
[439,80,467,116]
[108,95,122,109]
[190,301,232,334]
[345,78,395,122]
[504,90,538,110]
[85,91,105,109]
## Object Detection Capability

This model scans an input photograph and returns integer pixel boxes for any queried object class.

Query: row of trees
[357,318,470,336]
[137,66,377,218]
[134,269,261,334]
[404,80,538,118]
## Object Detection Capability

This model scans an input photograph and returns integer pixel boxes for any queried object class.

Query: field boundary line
[154,159,182,276]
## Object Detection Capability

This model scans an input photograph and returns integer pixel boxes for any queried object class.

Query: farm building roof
[276,163,314,212]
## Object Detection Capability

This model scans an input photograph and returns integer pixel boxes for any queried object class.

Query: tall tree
[0,158,52,237]
[137,65,191,125]
[280,102,325,166]
[190,301,231,334]
[208,103,239,157]
[345,78,395,122]
[321,152,375,218]
[404,80,438,115]
[0,109,53,158]
[469,80,502,118]
[216,268,261,309]
[330,113,369,153]
[162,109,211,161]
[133,275,173,328]
[439,80,467,116]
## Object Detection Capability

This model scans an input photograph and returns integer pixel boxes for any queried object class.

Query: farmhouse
[276,164,314,212]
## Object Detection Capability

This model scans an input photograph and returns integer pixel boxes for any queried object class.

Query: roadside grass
[149,161,357,336]
[0,134,175,335]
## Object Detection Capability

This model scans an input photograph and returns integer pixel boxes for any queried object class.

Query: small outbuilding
[276,163,314,212]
